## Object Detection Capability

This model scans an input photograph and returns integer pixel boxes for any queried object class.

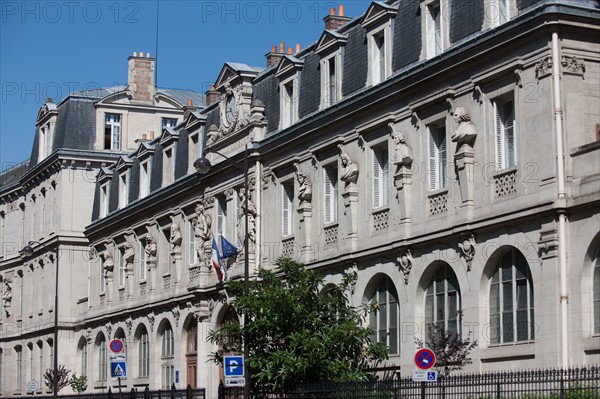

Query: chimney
[266,45,284,67]
[205,85,220,106]
[324,4,351,31]
[127,51,156,103]
[183,99,197,119]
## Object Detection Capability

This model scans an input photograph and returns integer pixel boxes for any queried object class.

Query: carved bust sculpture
[296,171,312,204]
[145,233,157,261]
[340,152,359,186]
[102,251,115,272]
[451,107,477,150]
[390,128,413,167]
[123,242,135,265]
[170,222,182,248]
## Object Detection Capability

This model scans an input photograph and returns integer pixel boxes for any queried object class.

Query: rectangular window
[162,118,178,129]
[118,172,128,209]
[118,249,125,288]
[490,0,511,27]
[161,328,174,388]
[189,134,200,174]
[217,195,227,238]
[188,220,198,265]
[139,239,147,281]
[324,165,338,224]
[426,1,445,58]
[322,56,340,108]
[81,343,88,376]
[282,182,294,237]
[104,114,121,150]
[140,161,151,198]
[99,184,109,218]
[495,96,516,169]
[38,125,48,161]
[100,261,106,294]
[138,332,149,378]
[281,80,297,128]
[372,146,390,208]
[164,148,175,185]
[428,123,447,191]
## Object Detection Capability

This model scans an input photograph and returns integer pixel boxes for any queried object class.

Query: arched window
[15,346,23,391]
[136,326,149,378]
[489,249,534,344]
[368,276,399,354]
[37,341,44,388]
[594,251,600,334]
[425,264,461,340]
[77,337,88,377]
[161,323,175,389]
[96,335,107,381]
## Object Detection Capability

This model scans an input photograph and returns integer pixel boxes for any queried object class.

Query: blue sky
[0,0,370,171]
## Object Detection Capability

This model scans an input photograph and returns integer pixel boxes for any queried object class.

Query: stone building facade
[0,54,203,395]
[1,0,599,398]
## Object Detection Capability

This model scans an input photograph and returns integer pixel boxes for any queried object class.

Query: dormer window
[38,125,49,161]
[320,54,342,108]
[104,113,121,150]
[140,161,151,199]
[99,183,109,218]
[488,0,514,28]
[362,2,396,86]
[118,172,128,209]
[425,0,447,59]
[163,147,176,186]
[281,79,298,128]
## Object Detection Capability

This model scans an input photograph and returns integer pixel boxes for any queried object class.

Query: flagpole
[243,144,250,399]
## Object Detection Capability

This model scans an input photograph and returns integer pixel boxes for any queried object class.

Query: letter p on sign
[223,355,244,377]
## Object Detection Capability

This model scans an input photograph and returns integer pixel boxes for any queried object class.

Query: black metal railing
[220,366,599,399]
[5,385,205,399]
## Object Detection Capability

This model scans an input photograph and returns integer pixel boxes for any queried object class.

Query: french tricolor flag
[211,238,223,282]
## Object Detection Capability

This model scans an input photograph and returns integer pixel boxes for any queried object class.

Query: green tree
[208,257,388,392]
[69,373,88,394]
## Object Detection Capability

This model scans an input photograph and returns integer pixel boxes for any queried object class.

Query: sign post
[109,339,127,380]
[223,355,245,387]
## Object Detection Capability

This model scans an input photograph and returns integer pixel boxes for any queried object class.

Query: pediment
[184,110,206,131]
[131,141,155,160]
[154,92,184,108]
[315,30,348,55]
[97,166,114,182]
[36,102,58,125]
[215,62,262,89]
[159,127,180,146]
[95,89,132,106]
[275,55,304,78]
[362,1,397,29]
[115,155,133,173]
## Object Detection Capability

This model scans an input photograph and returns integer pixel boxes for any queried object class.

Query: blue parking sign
[223,355,244,377]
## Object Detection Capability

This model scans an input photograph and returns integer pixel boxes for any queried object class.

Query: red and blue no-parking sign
[109,339,124,354]
[414,348,436,370]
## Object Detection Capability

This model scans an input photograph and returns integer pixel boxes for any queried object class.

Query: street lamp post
[22,240,59,399]
[194,145,251,399]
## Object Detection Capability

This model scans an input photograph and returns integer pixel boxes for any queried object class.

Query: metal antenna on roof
[155,0,160,87]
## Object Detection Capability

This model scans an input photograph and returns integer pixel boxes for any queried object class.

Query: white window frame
[487,0,513,28]
[104,113,121,150]
[16,347,23,390]
[368,24,392,86]
[425,264,461,341]
[217,195,227,238]
[494,95,517,170]
[280,76,299,129]
[282,182,294,237]
[161,327,175,389]
[162,117,178,129]
[320,53,342,108]
[489,249,534,344]
[99,183,109,218]
[118,248,125,288]
[163,147,176,185]
[593,251,600,335]
[188,132,201,174]
[323,165,338,224]
[80,339,88,376]
[118,172,128,209]
[427,122,448,191]
[140,161,151,199]
[372,145,390,209]
[99,260,106,294]
[369,277,400,355]
[188,219,198,265]
[138,329,149,378]
[425,0,447,59]
[38,125,48,161]
[97,338,107,381]
[139,239,147,281]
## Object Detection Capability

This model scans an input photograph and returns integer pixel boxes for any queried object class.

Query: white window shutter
[282,186,290,236]
[439,126,447,188]
[428,127,438,191]
[382,149,389,206]
[505,100,516,167]
[324,169,332,223]
[373,149,381,208]
[495,101,504,169]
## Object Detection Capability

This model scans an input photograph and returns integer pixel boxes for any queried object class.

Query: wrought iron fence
[4,385,205,399]
[220,366,600,399]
